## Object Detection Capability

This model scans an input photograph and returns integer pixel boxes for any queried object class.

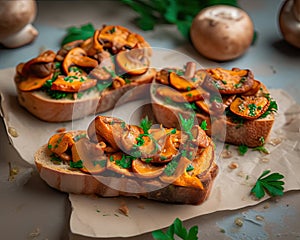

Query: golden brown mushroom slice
[243,80,262,96]
[116,49,150,75]
[156,85,186,103]
[62,47,98,75]
[50,73,97,93]
[22,50,56,77]
[132,159,166,178]
[17,74,53,92]
[169,71,196,91]
[48,132,75,156]
[203,68,254,95]
[71,138,107,174]
[183,87,210,102]
[230,96,270,120]
[88,116,126,151]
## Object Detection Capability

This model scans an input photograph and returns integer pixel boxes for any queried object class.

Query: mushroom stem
[184,62,196,79]
[0,24,38,48]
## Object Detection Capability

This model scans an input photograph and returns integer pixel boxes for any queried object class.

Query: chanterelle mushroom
[0,0,38,48]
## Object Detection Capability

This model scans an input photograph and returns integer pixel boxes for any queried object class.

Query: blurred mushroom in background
[279,0,300,48]
[0,0,38,48]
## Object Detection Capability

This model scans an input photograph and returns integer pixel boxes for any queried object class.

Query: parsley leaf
[70,160,83,169]
[238,145,248,156]
[140,116,152,134]
[61,23,95,46]
[200,120,208,131]
[179,113,194,139]
[115,154,134,169]
[122,0,239,39]
[251,170,285,199]
[152,218,198,240]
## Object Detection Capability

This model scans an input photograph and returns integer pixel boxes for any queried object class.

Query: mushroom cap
[190,5,254,61]
[0,0,37,40]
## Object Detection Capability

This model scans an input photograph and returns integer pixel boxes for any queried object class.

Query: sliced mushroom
[89,51,115,81]
[183,87,210,102]
[230,96,270,119]
[242,80,262,96]
[116,49,149,75]
[132,159,166,178]
[169,72,195,91]
[90,116,126,151]
[62,47,98,75]
[156,86,186,103]
[48,132,75,156]
[50,74,97,93]
[22,50,56,77]
[71,138,106,174]
[17,74,53,92]
[203,68,254,94]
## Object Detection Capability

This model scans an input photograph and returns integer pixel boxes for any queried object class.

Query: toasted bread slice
[35,141,217,204]
[16,68,156,122]
[34,114,218,205]
[151,66,276,147]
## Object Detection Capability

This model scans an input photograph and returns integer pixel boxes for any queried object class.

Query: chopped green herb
[252,146,269,154]
[221,80,227,84]
[48,144,52,149]
[179,113,194,139]
[251,170,285,199]
[109,155,114,162]
[200,120,208,131]
[186,86,191,91]
[140,116,152,134]
[96,82,112,92]
[170,128,177,134]
[50,153,62,163]
[70,160,83,168]
[238,145,248,156]
[248,103,257,117]
[186,164,194,172]
[183,102,197,110]
[115,154,134,169]
[260,100,278,119]
[259,136,265,145]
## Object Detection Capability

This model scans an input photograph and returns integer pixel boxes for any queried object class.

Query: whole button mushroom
[0,0,38,48]
[190,5,254,61]
[279,0,300,48]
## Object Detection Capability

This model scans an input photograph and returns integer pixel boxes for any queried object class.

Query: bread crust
[16,68,156,122]
[34,140,218,205]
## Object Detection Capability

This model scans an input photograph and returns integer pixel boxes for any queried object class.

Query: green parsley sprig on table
[61,23,95,46]
[121,0,239,39]
[251,170,285,199]
[152,218,198,240]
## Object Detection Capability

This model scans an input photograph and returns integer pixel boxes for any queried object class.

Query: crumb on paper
[8,162,19,181]
[8,126,19,137]
[237,171,246,178]
[269,137,282,146]
[118,202,129,216]
[260,157,270,163]
[56,127,66,133]
[28,227,40,239]
[221,149,232,159]
[228,162,238,169]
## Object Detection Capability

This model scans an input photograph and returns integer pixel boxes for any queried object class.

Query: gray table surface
[1,1,300,239]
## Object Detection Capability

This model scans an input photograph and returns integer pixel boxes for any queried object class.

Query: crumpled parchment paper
[1,67,299,238]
